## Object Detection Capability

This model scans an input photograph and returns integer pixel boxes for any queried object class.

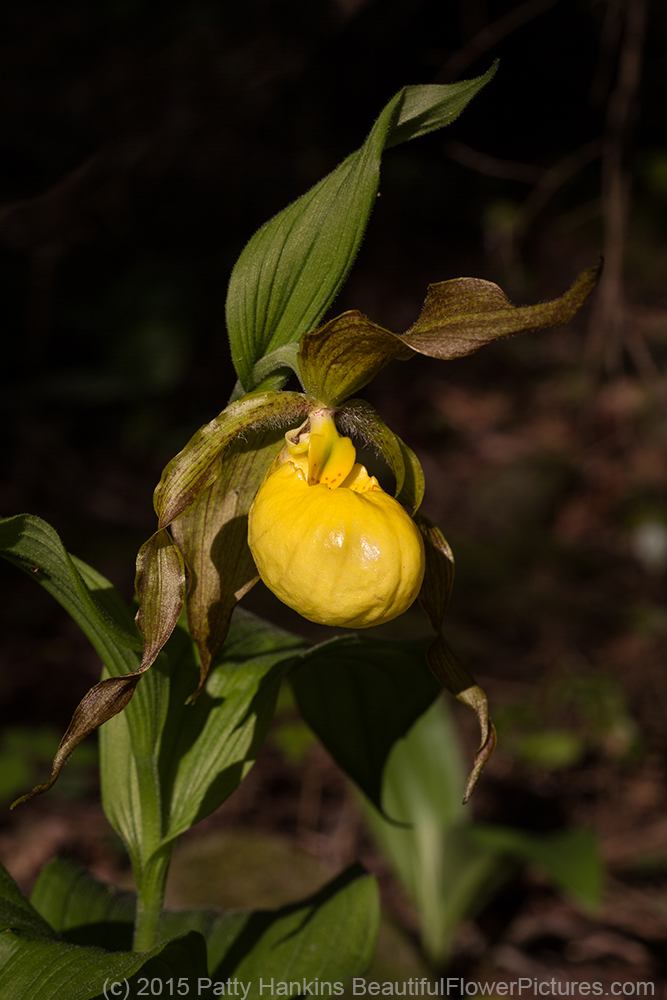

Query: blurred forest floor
[1,0,667,993]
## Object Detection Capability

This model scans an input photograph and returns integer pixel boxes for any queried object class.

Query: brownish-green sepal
[11,671,144,808]
[172,425,286,697]
[154,390,309,525]
[299,312,414,406]
[135,390,310,696]
[414,513,455,630]
[415,514,495,802]
[135,526,187,664]
[338,398,425,513]
[426,634,496,804]
[403,264,601,361]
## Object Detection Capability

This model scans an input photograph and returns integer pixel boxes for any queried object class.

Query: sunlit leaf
[227,67,497,390]
[207,864,380,994]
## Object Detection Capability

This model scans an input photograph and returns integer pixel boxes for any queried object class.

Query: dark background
[1,0,667,988]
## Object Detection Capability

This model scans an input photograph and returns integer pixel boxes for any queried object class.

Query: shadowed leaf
[135,390,309,698]
[290,635,440,815]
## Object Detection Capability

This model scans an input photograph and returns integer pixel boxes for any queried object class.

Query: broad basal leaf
[0,860,56,941]
[207,864,380,995]
[227,67,497,391]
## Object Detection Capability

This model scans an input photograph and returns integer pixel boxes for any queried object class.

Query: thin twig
[587,0,648,372]
[434,0,560,82]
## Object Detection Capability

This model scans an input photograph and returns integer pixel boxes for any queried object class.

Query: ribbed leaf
[226,68,497,390]
[0,861,56,941]
[100,609,306,867]
[207,864,379,994]
[364,699,502,965]
[0,930,208,1000]
[0,516,145,806]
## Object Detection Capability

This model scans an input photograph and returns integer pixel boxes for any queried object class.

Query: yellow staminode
[248,408,425,628]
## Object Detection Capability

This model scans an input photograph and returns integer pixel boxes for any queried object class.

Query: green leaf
[31,857,135,951]
[0,860,56,940]
[226,67,497,391]
[207,864,380,995]
[403,264,601,360]
[0,929,209,1000]
[100,609,306,868]
[159,610,305,842]
[0,516,145,806]
[29,857,380,996]
[363,699,504,965]
[470,825,604,913]
[339,399,425,513]
[290,635,440,814]
[0,515,141,658]
[0,858,208,1000]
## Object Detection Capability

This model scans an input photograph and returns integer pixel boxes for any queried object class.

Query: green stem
[132,843,175,952]
[131,750,173,952]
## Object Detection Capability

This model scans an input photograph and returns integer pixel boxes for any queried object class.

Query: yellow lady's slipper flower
[248,408,425,627]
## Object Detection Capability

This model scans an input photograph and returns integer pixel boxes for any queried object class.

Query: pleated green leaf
[100,609,306,870]
[364,698,502,966]
[207,864,379,995]
[30,857,380,996]
[0,930,208,1000]
[0,860,56,941]
[0,516,144,806]
[226,67,497,391]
